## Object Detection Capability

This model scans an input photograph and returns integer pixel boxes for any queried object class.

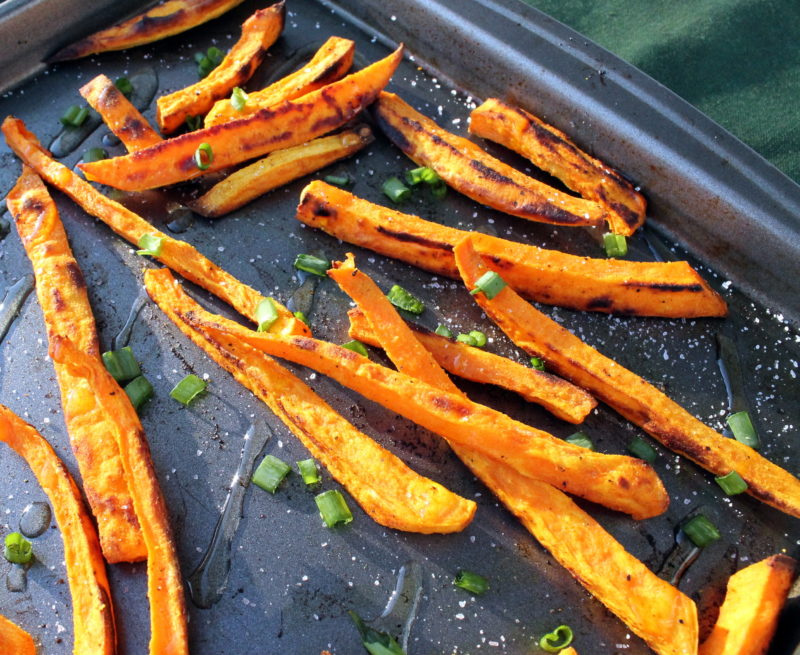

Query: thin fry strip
[295,181,728,318]
[453,235,800,519]
[374,91,606,227]
[188,308,669,519]
[204,35,355,127]
[1,117,307,336]
[144,268,476,533]
[48,0,248,62]
[156,3,285,133]
[190,126,373,218]
[80,74,162,152]
[347,307,596,423]
[0,614,36,655]
[0,405,116,655]
[50,336,188,655]
[8,167,145,563]
[77,46,403,190]
[470,98,646,235]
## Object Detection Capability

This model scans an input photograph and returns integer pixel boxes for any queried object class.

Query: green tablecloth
[523,0,800,184]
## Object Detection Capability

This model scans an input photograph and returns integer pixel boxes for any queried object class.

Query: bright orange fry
[78,46,403,190]
[1,117,307,337]
[0,615,35,655]
[204,35,355,127]
[80,74,162,152]
[453,235,800,519]
[0,405,116,655]
[156,3,285,133]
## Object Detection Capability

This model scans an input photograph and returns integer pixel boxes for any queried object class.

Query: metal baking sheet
[0,0,798,653]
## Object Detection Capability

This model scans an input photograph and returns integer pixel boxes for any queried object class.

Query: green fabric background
[522,0,800,184]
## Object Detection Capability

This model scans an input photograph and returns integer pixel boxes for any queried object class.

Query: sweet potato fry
[204,35,355,127]
[453,235,800,519]
[1,117,307,337]
[373,92,606,227]
[144,268,476,533]
[190,126,373,217]
[699,554,796,655]
[50,336,188,655]
[80,74,162,152]
[78,46,403,190]
[48,0,248,62]
[0,614,36,655]
[559,649,579,655]
[470,98,646,235]
[295,180,728,318]
[0,405,116,655]
[156,3,285,133]
[188,308,669,519]
[8,167,145,563]
[347,307,596,423]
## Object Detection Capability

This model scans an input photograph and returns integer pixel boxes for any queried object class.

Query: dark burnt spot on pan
[313,58,347,84]
[623,281,704,293]
[52,288,65,311]
[516,202,588,224]
[99,86,122,108]
[487,255,513,270]
[120,117,146,139]
[65,261,87,289]
[431,394,471,418]
[376,226,453,252]
[302,197,334,219]
[292,336,320,352]
[609,201,641,228]
[469,159,513,184]
[133,11,187,36]
[618,477,630,489]
[374,113,411,152]
[21,197,45,214]
[586,296,613,310]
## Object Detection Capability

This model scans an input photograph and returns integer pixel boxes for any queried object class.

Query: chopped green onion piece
[4,532,33,565]
[430,179,448,199]
[627,436,657,463]
[207,46,224,65]
[539,625,574,653]
[230,86,248,112]
[420,167,440,184]
[405,167,425,185]
[682,514,721,548]
[323,174,351,187]
[185,115,202,131]
[83,147,107,163]
[296,458,321,487]
[101,346,142,382]
[194,142,213,170]
[349,611,406,655]
[293,253,330,277]
[114,76,133,97]
[136,233,164,257]
[293,311,309,325]
[714,471,748,496]
[124,375,153,411]
[603,232,628,258]
[726,411,760,449]
[434,324,453,339]
[342,340,369,357]
[61,104,89,127]
[566,431,594,450]
[169,374,207,406]
[194,52,208,65]
[382,176,411,203]
[252,454,291,494]
[315,489,353,527]
[456,333,477,347]
[386,285,424,314]
[255,298,279,333]
[197,47,224,78]
[530,357,546,371]
[453,569,489,595]
[468,330,487,348]
[469,271,507,299]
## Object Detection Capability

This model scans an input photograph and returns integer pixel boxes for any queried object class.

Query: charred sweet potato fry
[0,405,116,655]
[0,614,36,655]
[156,3,285,133]
[1,117,307,336]
[295,181,728,318]
[48,0,248,62]
[699,554,796,655]
[347,308,596,423]
[144,268,476,534]
[373,92,606,228]
[8,167,145,563]
[454,235,800,519]
[188,308,669,519]
[80,74,162,152]
[191,126,372,217]
[50,337,188,655]
[78,46,403,190]
[470,98,646,235]
[204,35,355,127]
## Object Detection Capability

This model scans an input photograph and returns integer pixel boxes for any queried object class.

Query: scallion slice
[627,436,657,463]
[293,311,309,325]
[293,253,330,277]
[170,374,207,406]
[124,375,153,411]
[342,340,368,357]
[530,357,546,371]
[101,346,141,383]
[726,411,760,449]
[4,532,33,565]
[185,115,202,131]
[255,298,279,333]
[114,76,134,97]
[382,176,411,203]
[682,514,721,548]
[136,233,164,257]
[196,47,224,78]
[714,471,748,496]
[566,431,594,450]
[603,233,628,258]
[386,285,424,314]
[315,489,353,527]
[83,147,107,163]
[60,105,89,127]
[207,46,224,65]
[453,569,489,595]
[456,333,477,346]
[468,330,487,348]
[469,271,506,299]
[539,625,574,653]
[323,174,351,187]
[434,324,453,339]
[194,142,214,170]
[349,611,406,655]
[296,458,321,487]
[430,179,448,199]
[230,86,248,112]
[252,454,291,494]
